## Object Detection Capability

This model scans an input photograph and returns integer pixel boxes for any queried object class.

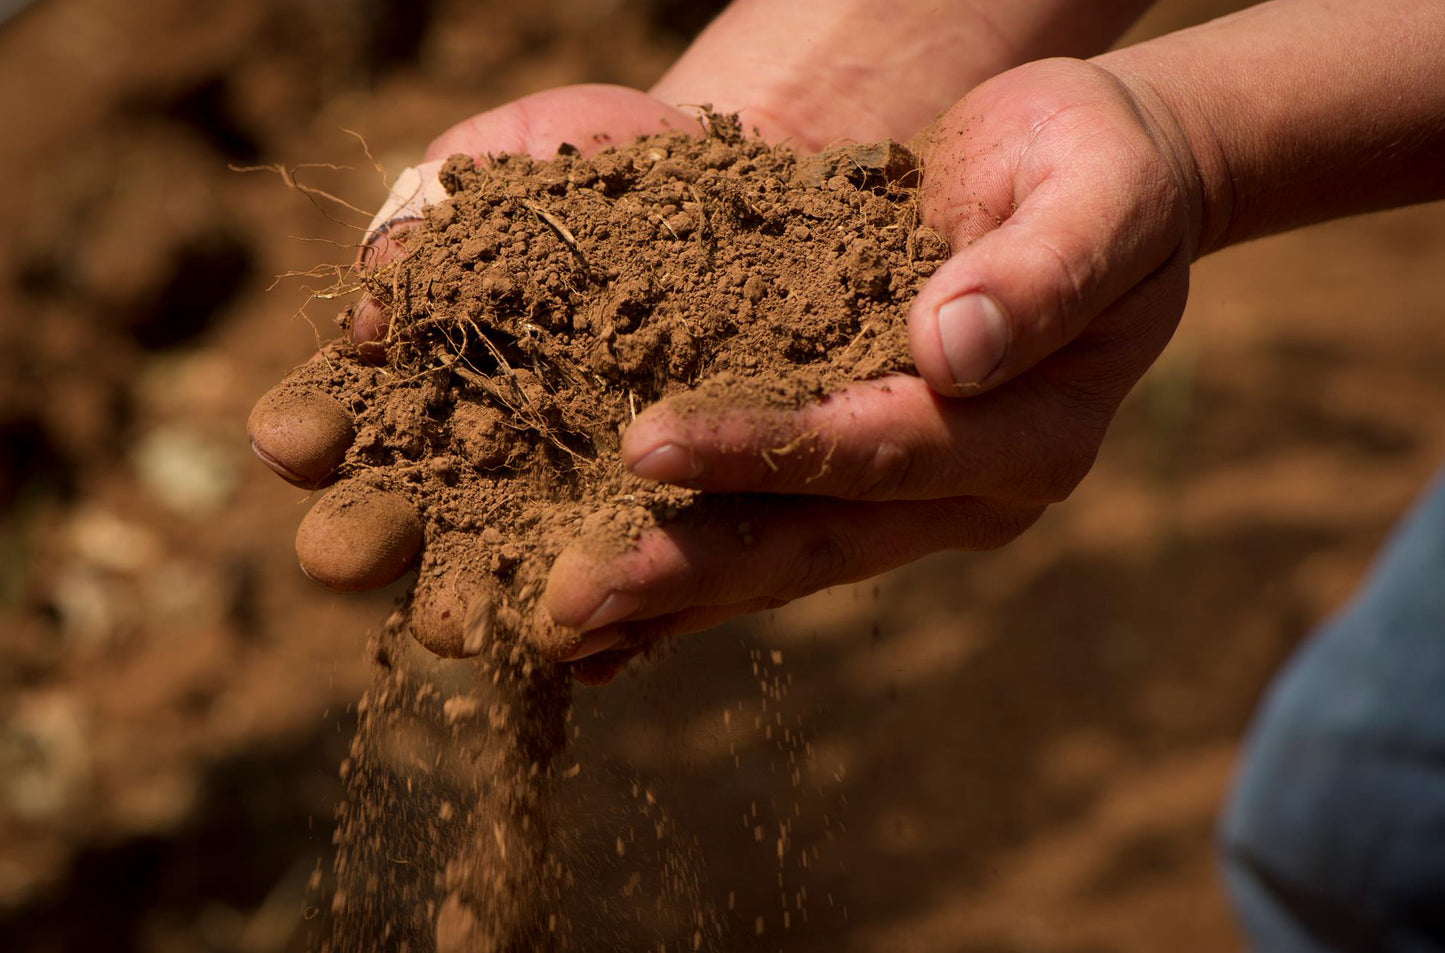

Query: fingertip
[350,295,389,364]
[622,396,709,481]
[908,274,990,397]
[625,441,702,483]
[935,293,1010,390]
[619,403,679,462]
[294,486,423,591]
[622,397,780,487]
[411,574,495,658]
[247,385,355,487]
[541,546,598,629]
[544,545,648,634]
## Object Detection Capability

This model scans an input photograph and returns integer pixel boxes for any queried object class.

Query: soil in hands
[275,118,946,951]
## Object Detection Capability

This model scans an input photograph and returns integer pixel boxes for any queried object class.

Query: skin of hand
[652,0,1155,148]
[544,57,1200,675]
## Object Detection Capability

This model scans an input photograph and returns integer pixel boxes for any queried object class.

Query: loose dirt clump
[275,118,944,950]
[274,118,943,663]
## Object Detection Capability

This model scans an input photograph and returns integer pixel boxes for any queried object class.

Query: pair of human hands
[250,61,1200,682]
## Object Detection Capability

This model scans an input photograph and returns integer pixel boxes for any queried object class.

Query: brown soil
[277,127,931,662]
[322,619,574,953]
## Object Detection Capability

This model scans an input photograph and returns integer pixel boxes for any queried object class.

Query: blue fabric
[1221,472,1445,951]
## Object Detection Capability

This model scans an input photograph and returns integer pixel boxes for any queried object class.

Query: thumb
[908,112,1185,397]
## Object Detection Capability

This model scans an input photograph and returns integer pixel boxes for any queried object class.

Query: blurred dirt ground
[2,0,1443,950]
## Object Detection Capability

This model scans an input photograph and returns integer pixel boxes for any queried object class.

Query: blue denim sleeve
[1221,469,1445,952]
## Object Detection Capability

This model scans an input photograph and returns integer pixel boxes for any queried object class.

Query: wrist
[651,0,1158,151]
[1093,0,1445,257]
[649,49,970,151]
[648,2,1026,150]
[1092,51,1230,261]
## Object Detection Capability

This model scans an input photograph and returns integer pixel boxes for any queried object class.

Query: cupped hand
[545,58,1205,676]
[247,84,692,650]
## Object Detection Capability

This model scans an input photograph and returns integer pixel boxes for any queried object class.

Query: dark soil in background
[4,0,1445,951]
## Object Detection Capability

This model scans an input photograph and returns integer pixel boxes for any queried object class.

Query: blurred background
[2,0,1443,950]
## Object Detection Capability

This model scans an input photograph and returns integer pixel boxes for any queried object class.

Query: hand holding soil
[248,83,950,680]
[247,64,1205,680]
[249,0,1445,688]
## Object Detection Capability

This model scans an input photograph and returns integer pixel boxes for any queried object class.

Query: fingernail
[352,295,389,364]
[936,293,1009,390]
[359,219,419,270]
[579,591,641,633]
[629,442,702,482]
[250,440,310,485]
[246,386,355,487]
[361,160,449,249]
[558,627,626,662]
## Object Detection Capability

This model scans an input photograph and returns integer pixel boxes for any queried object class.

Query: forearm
[1097,0,1445,258]
[652,0,1156,147]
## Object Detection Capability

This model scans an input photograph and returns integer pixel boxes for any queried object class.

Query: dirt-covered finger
[247,381,355,488]
[352,219,423,363]
[294,484,423,591]
[622,374,1106,505]
[543,495,1042,634]
[551,596,785,664]
[409,570,503,659]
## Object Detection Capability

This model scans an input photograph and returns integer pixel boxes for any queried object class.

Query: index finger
[621,263,1185,503]
[620,372,1097,506]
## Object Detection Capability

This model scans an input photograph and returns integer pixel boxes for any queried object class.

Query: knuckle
[786,529,865,599]
[843,439,916,501]
[969,503,1046,550]
[1036,444,1096,501]
[1032,232,1099,346]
